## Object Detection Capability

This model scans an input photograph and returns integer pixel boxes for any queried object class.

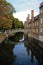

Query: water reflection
[9,32,23,42]
[0,43,15,65]
[0,32,43,65]
[11,34,39,65]
[24,38,43,65]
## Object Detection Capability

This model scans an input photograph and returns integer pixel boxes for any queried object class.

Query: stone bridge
[4,29,29,37]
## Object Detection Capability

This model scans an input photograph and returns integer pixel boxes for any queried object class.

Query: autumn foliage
[0,0,24,31]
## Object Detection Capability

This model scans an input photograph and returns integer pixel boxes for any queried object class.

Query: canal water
[0,32,43,65]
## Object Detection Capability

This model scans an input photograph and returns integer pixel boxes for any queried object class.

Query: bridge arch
[4,29,29,37]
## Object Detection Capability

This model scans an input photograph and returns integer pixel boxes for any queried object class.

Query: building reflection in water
[0,42,16,65]
[24,35,43,65]
[0,33,43,65]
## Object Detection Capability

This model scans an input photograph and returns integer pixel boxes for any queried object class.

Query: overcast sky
[7,0,43,23]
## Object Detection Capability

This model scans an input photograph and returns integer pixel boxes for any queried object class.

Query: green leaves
[0,0,15,30]
[0,0,23,30]
[12,18,24,29]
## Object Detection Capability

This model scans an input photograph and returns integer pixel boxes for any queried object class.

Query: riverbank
[0,34,6,43]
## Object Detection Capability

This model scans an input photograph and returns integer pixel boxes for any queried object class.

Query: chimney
[28,14,30,20]
[31,10,34,19]
[26,14,30,21]
[26,17,28,21]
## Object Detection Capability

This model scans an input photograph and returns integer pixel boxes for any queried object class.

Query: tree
[0,0,16,15]
[0,0,16,30]
[0,0,24,30]
[13,18,24,29]
[7,3,16,14]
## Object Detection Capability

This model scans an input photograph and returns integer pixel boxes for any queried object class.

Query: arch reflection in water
[9,32,24,42]
[11,34,39,65]
[0,32,43,65]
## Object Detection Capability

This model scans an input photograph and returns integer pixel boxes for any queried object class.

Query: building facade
[39,2,43,42]
[24,14,30,29]
[24,2,43,42]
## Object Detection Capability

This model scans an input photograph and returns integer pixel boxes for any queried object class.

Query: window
[36,29,38,32]
[40,9,43,13]
[37,22,38,26]
[40,18,43,24]
[35,22,36,26]
[33,23,34,27]
[40,28,42,32]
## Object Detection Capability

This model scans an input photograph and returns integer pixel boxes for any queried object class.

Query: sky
[7,0,43,23]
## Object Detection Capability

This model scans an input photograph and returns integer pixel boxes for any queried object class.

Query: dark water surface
[0,32,43,65]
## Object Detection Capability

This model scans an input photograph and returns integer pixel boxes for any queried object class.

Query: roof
[39,2,43,8]
[28,14,39,24]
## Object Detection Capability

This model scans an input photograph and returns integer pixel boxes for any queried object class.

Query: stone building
[24,2,43,42]
[24,14,30,29]
[39,2,43,42]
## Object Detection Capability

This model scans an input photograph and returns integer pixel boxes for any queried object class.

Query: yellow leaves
[0,0,15,30]
[0,34,6,41]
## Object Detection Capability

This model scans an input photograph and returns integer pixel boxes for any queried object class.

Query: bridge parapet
[4,29,29,37]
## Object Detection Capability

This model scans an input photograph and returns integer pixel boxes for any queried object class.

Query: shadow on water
[0,43,16,65]
[9,32,24,42]
[24,37,43,65]
[0,32,43,65]
[0,32,24,65]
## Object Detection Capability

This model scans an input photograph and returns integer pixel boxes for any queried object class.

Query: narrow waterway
[0,32,43,65]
